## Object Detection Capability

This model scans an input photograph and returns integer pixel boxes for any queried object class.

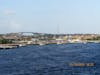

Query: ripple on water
[0,43,100,75]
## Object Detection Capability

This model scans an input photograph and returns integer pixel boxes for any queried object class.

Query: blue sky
[0,0,100,34]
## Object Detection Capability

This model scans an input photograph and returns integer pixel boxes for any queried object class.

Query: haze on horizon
[0,0,100,34]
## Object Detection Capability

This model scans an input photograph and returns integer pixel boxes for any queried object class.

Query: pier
[0,44,24,49]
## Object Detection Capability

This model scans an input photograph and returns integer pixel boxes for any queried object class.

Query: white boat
[39,43,45,45]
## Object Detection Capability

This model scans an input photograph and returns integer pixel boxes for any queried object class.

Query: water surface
[0,43,100,75]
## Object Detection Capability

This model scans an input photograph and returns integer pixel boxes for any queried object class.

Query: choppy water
[0,43,100,75]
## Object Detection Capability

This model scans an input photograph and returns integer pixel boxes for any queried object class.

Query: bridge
[7,32,66,37]
[17,32,46,36]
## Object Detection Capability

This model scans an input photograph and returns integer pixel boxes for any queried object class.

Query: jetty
[0,44,24,49]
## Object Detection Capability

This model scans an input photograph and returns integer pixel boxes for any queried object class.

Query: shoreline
[0,42,99,49]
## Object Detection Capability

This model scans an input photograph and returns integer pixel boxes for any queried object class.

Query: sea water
[0,43,100,75]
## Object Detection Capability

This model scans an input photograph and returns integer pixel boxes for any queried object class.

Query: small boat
[39,43,45,45]
[57,42,62,44]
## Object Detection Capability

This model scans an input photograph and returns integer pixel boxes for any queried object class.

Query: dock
[0,44,21,49]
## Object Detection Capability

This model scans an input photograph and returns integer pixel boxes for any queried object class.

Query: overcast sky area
[0,0,100,34]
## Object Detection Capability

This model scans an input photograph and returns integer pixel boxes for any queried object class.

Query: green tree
[0,39,13,44]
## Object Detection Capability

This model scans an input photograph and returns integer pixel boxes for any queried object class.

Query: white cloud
[1,9,23,32]
[3,9,15,16]
[9,20,23,32]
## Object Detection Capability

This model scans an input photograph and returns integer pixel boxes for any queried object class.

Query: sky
[0,0,100,34]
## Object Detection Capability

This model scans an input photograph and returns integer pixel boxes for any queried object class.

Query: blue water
[0,43,100,75]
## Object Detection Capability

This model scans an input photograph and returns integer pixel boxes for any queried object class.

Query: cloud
[9,20,23,32]
[1,9,23,32]
[3,9,15,16]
